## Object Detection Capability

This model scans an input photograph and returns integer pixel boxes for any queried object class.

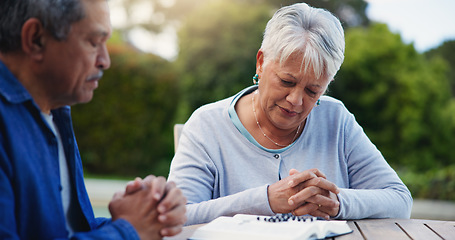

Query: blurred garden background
[73,0,455,203]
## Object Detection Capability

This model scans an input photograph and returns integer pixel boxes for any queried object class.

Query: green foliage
[175,0,272,121]
[72,41,179,177]
[426,40,455,96]
[329,23,455,171]
[398,165,455,201]
[260,0,370,27]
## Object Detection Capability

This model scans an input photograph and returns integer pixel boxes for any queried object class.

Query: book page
[190,214,352,240]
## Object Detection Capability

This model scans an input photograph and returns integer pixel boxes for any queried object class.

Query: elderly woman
[168,3,412,225]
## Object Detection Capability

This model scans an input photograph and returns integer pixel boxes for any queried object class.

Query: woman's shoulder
[308,96,360,134]
[313,95,353,120]
[189,86,254,122]
[319,95,345,107]
[183,96,234,131]
[191,96,233,117]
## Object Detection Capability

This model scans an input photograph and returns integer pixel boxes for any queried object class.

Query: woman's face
[256,50,331,131]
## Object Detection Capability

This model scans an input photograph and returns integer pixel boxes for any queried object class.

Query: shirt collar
[0,60,33,104]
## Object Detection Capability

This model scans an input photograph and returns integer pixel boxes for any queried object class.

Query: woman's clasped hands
[268,168,340,220]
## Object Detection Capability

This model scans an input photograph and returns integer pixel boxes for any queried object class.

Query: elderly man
[0,0,186,239]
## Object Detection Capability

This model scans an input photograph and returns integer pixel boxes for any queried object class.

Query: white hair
[260,3,345,79]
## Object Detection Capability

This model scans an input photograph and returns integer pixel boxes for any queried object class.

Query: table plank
[335,221,364,240]
[423,220,455,240]
[354,219,411,240]
[164,219,455,240]
[394,219,444,240]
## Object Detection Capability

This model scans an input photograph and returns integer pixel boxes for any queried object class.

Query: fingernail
[154,193,161,200]
[159,214,167,222]
[288,199,294,205]
[288,180,294,186]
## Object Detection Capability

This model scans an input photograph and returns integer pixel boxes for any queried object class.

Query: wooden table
[165,218,455,240]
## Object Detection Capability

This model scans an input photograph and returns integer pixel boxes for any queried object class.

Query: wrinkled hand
[267,169,339,219]
[154,180,187,236]
[287,169,340,219]
[127,176,187,237]
[109,175,186,240]
[109,175,163,240]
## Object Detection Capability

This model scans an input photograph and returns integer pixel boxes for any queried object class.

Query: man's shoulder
[0,61,32,104]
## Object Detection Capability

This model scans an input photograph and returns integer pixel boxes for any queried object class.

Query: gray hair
[0,0,85,53]
[260,3,345,79]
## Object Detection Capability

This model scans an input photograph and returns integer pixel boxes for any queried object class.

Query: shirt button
[274,154,280,159]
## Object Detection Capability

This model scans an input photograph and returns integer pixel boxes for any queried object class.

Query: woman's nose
[286,89,304,106]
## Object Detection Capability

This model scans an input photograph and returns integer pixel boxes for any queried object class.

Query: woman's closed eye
[281,79,295,86]
[306,88,317,97]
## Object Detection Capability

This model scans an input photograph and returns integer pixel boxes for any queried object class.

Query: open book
[190,214,353,240]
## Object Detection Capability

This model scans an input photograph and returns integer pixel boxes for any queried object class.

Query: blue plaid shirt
[0,60,139,239]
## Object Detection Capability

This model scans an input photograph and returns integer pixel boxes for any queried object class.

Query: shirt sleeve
[184,186,273,226]
[334,111,413,219]
[71,219,139,240]
[0,134,139,240]
[168,121,274,225]
[0,143,19,239]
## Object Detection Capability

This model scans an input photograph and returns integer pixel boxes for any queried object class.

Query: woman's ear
[21,18,46,61]
[256,49,264,76]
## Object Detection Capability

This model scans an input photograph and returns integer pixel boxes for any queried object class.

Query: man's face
[40,0,111,107]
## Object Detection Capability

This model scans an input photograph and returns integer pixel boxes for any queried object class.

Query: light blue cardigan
[168,86,413,225]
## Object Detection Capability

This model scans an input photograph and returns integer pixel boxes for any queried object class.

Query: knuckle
[309,187,318,195]
[167,181,177,188]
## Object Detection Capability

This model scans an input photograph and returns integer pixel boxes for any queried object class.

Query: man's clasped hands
[109,175,187,239]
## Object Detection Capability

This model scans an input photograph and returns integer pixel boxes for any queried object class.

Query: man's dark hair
[0,0,85,53]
